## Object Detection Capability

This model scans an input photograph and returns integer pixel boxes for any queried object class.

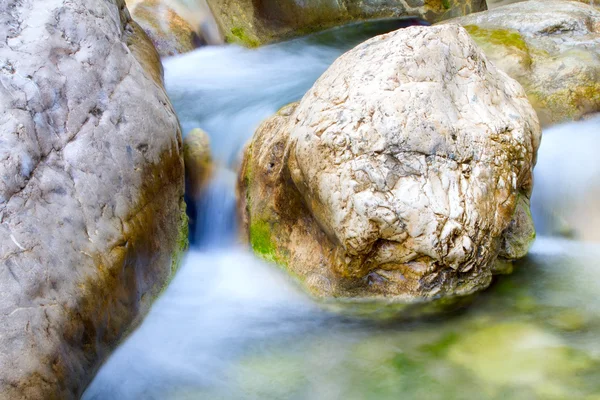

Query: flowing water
[84,20,600,400]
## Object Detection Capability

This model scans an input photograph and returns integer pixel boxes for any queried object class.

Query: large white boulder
[239,25,541,312]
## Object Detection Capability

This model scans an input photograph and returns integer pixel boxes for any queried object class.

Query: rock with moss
[127,0,203,57]
[487,0,597,8]
[184,128,213,201]
[442,0,600,126]
[206,0,487,47]
[0,0,186,397]
[238,25,540,313]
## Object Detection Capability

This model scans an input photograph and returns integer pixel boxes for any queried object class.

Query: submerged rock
[443,0,600,126]
[447,322,594,397]
[207,0,487,47]
[238,25,540,311]
[0,0,186,397]
[127,0,203,57]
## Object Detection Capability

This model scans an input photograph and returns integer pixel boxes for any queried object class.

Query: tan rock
[184,128,213,200]
[207,0,488,47]
[442,0,600,126]
[127,0,203,57]
[238,25,540,311]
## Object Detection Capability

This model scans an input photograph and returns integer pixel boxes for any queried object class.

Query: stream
[84,20,600,400]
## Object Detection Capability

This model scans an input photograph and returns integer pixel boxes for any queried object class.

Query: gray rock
[0,0,186,398]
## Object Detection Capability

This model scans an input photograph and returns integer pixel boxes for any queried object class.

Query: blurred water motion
[532,116,600,242]
[84,239,600,399]
[164,18,430,166]
[84,18,600,400]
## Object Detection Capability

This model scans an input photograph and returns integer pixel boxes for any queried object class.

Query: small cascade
[163,18,430,167]
[188,167,238,249]
[84,16,600,400]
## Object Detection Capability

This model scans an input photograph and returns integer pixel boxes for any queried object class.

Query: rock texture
[487,0,597,8]
[207,0,487,47]
[0,0,186,398]
[127,0,203,57]
[238,25,541,310]
[443,0,600,126]
[184,128,213,201]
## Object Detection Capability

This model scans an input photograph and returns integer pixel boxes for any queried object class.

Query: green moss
[249,219,278,261]
[442,0,451,9]
[159,197,189,297]
[541,82,600,121]
[420,332,460,357]
[447,322,594,390]
[226,26,261,47]
[464,25,529,53]
[171,199,189,275]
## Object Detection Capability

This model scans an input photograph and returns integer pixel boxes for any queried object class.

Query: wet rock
[487,0,597,8]
[127,0,204,57]
[0,0,186,397]
[184,128,213,200]
[238,25,540,310]
[443,0,600,126]
[207,0,488,47]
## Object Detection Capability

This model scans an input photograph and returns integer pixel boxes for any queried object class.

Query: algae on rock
[238,25,541,315]
[443,0,600,126]
[207,0,488,47]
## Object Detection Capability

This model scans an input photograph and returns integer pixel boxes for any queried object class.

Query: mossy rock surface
[207,0,487,46]
[238,25,540,319]
[443,0,600,126]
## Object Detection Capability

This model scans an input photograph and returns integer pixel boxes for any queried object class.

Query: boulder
[442,0,600,126]
[184,128,213,201]
[127,0,204,57]
[206,0,488,47]
[487,0,597,8]
[238,25,540,311]
[0,0,186,398]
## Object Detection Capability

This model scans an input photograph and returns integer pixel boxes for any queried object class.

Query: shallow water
[84,239,600,400]
[85,20,600,400]
[531,116,600,241]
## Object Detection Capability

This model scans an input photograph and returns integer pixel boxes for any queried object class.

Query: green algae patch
[447,322,595,396]
[249,219,279,261]
[226,27,261,47]
[464,25,529,53]
[420,331,460,357]
[170,199,189,277]
[234,351,306,398]
[538,82,600,122]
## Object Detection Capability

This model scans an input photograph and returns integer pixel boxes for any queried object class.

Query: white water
[84,238,600,399]
[84,20,600,400]
[532,116,600,241]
